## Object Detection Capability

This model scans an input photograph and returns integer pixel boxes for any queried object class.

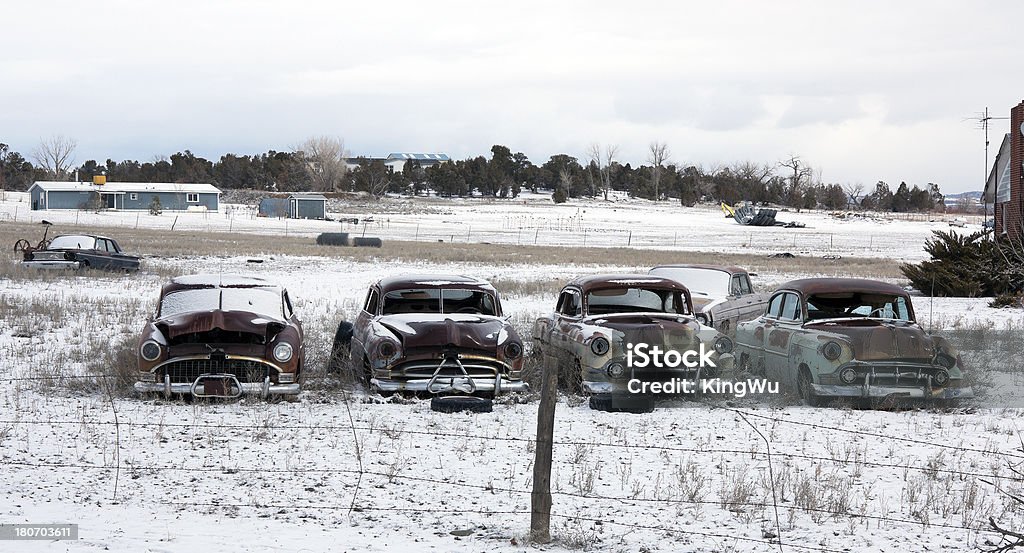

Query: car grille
[394,359,506,379]
[160,358,272,384]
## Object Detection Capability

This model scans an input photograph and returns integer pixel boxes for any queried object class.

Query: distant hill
[944,191,982,200]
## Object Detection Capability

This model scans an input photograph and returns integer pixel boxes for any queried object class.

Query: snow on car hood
[377,313,514,351]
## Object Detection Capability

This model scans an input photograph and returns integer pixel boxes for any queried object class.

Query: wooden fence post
[530,353,558,542]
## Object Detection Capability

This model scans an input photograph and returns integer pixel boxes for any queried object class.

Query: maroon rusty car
[334,275,527,395]
[134,274,304,399]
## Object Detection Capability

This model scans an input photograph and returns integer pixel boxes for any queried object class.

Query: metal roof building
[29,181,220,211]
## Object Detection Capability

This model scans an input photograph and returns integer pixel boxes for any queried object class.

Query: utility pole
[971,107,1008,239]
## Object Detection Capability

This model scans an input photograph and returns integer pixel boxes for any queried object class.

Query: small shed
[29,181,220,211]
[288,193,327,219]
[258,193,327,219]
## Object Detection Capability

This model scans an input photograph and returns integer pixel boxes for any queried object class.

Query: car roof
[567,274,691,294]
[650,264,747,275]
[377,274,496,294]
[52,233,116,242]
[775,278,909,297]
[162,274,281,293]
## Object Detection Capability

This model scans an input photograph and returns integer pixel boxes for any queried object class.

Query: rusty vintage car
[649,264,768,335]
[134,274,304,399]
[733,278,973,405]
[532,275,735,410]
[333,275,527,395]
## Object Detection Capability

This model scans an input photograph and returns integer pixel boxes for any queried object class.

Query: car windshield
[381,288,497,316]
[159,287,283,318]
[806,292,912,322]
[649,267,728,297]
[586,287,689,315]
[48,235,96,250]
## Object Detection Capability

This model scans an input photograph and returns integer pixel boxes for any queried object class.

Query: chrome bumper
[135,374,299,399]
[371,377,528,394]
[812,382,973,400]
[22,260,81,270]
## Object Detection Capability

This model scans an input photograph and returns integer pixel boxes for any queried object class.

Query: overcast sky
[3,1,1022,193]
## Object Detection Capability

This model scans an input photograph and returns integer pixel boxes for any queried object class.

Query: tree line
[0,136,945,212]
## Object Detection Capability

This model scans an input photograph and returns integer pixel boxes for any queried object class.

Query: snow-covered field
[0,193,1021,552]
[0,190,985,262]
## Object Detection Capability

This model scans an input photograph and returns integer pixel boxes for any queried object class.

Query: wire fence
[0,370,1020,552]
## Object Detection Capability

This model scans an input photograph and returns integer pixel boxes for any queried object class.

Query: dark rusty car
[134,274,304,399]
[649,264,768,335]
[21,233,140,272]
[733,278,973,405]
[532,274,735,410]
[335,275,527,395]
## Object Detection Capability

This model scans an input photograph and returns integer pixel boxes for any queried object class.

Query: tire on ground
[430,395,493,413]
[328,321,354,374]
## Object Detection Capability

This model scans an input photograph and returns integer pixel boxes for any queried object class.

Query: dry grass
[0,220,904,278]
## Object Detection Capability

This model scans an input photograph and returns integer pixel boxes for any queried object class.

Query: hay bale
[352,237,383,248]
[316,232,349,246]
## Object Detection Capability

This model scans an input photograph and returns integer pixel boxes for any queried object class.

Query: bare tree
[647,141,670,201]
[842,183,865,208]
[296,136,348,192]
[33,135,77,180]
[587,143,618,200]
[779,155,814,210]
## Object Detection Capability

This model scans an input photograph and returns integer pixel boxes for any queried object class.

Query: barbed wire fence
[2,371,1024,550]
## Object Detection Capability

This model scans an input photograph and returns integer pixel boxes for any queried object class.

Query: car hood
[156,310,286,339]
[586,313,701,347]
[377,314,515,350]
[690,295,715,312]
[803,319,934,360]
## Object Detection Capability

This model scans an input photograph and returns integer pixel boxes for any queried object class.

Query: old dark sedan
[134,274,304,399]
[733,278,973,405]
[334,275,527,396]
[649,264,768,335]
[21,234,140,272]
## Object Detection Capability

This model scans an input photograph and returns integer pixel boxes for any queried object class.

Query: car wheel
[328,321,354,373]
[589,393,655,413]
[797,368,823,407]
[430,395,493,414]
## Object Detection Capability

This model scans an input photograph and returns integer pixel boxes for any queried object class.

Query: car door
[764,291,802,385]
[736,274,762,322]
[88,238,116,270]
[351,286,380,363]
[549,288,583,365]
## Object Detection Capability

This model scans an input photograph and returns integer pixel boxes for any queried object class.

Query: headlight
[140,340,161,361]
[933,369,950,387]
[505,342,523,359]
[377,340,398,359]
[606,362,625,378]
[273,342,294,362]
[822,341,843,361]
[713,336,733,354]
[591,336,610,356]
[839,367,858,384]
[696,313,710,325]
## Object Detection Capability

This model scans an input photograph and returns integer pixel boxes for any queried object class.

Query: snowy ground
[0,194,1021,552]
[0,190,985,262]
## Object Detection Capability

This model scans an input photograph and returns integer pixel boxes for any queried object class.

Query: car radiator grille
[396,359,505,379]
[160,359,272,384]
